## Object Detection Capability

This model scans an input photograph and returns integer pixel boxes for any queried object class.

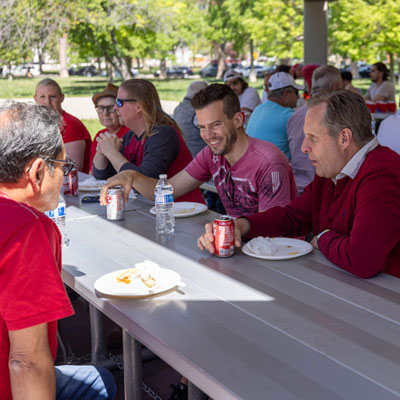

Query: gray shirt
[173,97,206,158]
[286,104,315,193]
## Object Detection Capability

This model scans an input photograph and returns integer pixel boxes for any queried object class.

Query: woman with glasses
[89,84,129,171]
[92,79,204,203]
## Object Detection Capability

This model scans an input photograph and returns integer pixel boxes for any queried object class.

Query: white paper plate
[78,180,107,192]
[150,202,208,218]
[94,267,182,297]
[242,237,313,260]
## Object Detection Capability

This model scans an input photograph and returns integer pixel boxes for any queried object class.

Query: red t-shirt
[62,111,92,174]
[89,125,129,171]
[0,194,74,399]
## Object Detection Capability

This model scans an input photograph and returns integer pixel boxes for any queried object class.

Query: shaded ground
[56,293,181,400]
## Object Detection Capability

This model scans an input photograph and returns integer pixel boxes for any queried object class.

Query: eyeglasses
[223,170,235,205]
[45,156,76,176]
[115,98,137,108]
[96,105,116,114]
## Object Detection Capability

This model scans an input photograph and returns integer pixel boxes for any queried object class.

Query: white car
[2,64,40,78]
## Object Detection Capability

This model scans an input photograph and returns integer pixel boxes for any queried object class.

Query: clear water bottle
[154,174,175,234]
[45,193,70,247]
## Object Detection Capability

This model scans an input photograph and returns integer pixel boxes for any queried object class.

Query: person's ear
[233,111,244,128]
[60,93,65,103]
[26,158,46,194]
[338,128,352,150]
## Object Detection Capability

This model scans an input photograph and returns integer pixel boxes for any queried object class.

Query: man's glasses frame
[115,98,137,108]
[44,156,76,176]
[95,105,116,114]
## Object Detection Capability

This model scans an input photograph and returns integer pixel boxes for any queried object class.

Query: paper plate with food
[150,202,208,218]
[78,178,107,192]
[94,260,182,297]
[242,237,313,260]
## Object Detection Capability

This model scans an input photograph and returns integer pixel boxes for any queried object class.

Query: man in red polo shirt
[34,78,92,173]
[198,90,400,279]
[0,102,115,399]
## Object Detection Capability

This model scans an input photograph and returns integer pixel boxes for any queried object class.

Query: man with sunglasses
[34,78,92,173]
[247,71,303,160]
[100,84,297,219]
[0,102,116,400]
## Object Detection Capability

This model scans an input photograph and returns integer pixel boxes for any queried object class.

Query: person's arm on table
[316,172,400,278]
[100,169,202,204]
[64,140,85,172]
[9,323,55,400]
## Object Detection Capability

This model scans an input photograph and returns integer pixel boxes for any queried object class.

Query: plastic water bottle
[45,193,70,247]
[154,174,175,234]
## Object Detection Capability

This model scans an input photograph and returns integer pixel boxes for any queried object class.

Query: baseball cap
[268,72,304,91]
[92,83,119,105]
[223,69,242,83]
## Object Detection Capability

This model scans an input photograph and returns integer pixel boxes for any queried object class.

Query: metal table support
[123,329,143,400]
[89,304,108,364]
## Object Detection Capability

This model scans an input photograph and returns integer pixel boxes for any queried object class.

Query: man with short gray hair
[287,65,344,193]
[0,102,116,400]
[198,90,400,279]
[247,72,303,160]
[34,78,92,173]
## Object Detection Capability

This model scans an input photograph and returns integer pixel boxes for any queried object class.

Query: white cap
[268,72,304,91]
[223,69,242,83]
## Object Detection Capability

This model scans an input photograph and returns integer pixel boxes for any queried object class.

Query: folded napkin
[246,237,279,256]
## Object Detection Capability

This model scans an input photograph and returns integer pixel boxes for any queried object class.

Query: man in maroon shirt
[198,90,400,279]
[0,102,115,399]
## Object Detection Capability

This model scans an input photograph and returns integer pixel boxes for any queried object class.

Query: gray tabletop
[62,195,400,400]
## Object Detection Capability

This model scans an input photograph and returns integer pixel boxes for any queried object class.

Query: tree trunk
[37,47,44,74]
[159,58,167,79]
[59,33,69,78]
[389,53,395,83]
[350,61,358,79]
[249,39,256,83]
[216,43,225,80]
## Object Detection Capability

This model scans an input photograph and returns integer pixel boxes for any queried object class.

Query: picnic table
[62,175,400,400]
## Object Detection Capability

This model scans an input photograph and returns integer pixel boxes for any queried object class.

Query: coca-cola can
[63,168,78,196]
[106,186,125,220]
[213,215,234,257]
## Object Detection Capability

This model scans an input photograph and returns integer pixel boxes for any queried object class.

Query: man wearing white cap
[223,69,260,125]
[247,71,303,160]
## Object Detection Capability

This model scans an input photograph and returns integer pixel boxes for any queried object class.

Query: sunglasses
[115,98,137,108]
[45,156,76,176]
[96,105,116,114]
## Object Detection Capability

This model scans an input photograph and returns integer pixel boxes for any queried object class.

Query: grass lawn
[0,75,226,101]
[81,118,103,140]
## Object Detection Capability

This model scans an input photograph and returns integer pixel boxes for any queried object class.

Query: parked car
[154,66,193,78]
[199,59,242,78]
[358,64,371,78]
[235,65,274,78]
[2,64,40,78]
[68,65,98,77]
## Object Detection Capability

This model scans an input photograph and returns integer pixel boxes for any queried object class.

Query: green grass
[81,119,103,140]
[1,75,396,103]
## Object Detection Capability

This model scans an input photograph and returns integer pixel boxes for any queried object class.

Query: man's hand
[197,218,250,254]
[310,235,319,249]
[100,170,137,204]
[96,132,123,158]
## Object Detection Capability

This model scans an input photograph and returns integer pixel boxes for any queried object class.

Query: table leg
[188,382,208,400]
[123,329,143,400]
[89,304,108,364]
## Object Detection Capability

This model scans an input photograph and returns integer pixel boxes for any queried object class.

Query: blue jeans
[56,365,116,400]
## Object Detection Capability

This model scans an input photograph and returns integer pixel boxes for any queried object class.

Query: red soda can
[63,168,78,196]
[213,215,234,257]
[106,186,125,220]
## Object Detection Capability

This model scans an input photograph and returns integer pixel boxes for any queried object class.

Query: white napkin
[246,237,279,256]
